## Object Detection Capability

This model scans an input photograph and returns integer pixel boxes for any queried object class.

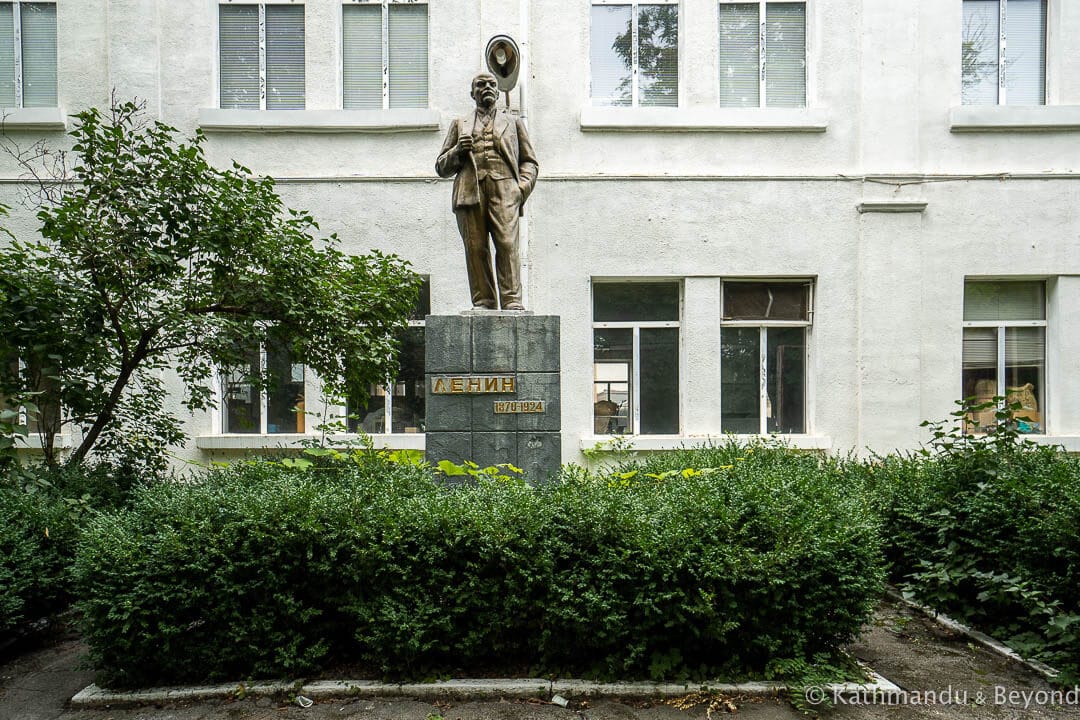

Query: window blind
[590,5,632,106]
[963,282,1045,321]
[21,3,55,107]
[1004,327,1045,367]
[718,4,759,107]
[0,5,15,106]
[1004,0,1046,105]
[962,327,997,369]
[265,5,304,110]
[219,5,260,109]
[962,0,999,105]
[764,2,805,107]
[342,4,382,109]
[638,4,678,107]
[388,4,427,109]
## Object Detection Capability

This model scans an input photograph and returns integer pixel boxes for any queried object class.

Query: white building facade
[2,0,1080,465]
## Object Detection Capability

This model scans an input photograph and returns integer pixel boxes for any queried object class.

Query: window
[962,281,1045,433]
[720,281,810,434]
[718,1,805,108]
[590,0,678,108]
[1,355,60,435]
[346,278,429,434]
[962,0,1046,106]
[221,341,306,434]
[0,1,56,108]
[219,3,305,110]
[593,282,680,435]
[343,0,428,109]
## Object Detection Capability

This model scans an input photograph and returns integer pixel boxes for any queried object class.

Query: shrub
[74,443,885,688]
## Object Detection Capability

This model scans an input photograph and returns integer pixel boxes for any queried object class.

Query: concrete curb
[70,669,902,709]
[887,588,1061,680]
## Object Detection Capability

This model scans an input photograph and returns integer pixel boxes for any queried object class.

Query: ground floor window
[720,280,810,434]
[221,341,306,434]
[962,280,1045,433]
[592,281,680,435]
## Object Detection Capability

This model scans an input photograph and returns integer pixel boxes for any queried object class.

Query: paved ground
[2,601,1079,720]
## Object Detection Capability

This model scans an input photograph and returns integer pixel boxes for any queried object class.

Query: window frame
[719,279,813,436]
[349,315,426,435]
[217,0,306,111]
[961,280,1047,430]
[341,0,429,111]
[716,0,809,109]
[590,0,680,109]
[592,280,682,436]
[218,344,307,435]
[961,0,1048,106]
[1,0,57,109]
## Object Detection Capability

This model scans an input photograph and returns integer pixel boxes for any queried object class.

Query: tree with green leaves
[0,101,420,471]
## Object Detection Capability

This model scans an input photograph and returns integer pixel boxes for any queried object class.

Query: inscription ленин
[431,375,516,394]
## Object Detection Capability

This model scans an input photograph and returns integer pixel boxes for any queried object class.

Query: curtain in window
[343,5,382,109]
[0,5,15,106]
[265,5,304,110]
[718,4,759,107]
[388,4,427,108]
[21,3,55,107]
[590,5,632,106]
[764,2,805,107]
[219,5,260,109]
[1005,0,1046,105]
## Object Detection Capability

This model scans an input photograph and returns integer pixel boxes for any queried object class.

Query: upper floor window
[720,281,811,434]
[962,0,1046,105]
[0,1,56,108]
[590,0,678,108]
[593,282,680,435]
[343,0,428,109]
[962,281,1045,434]
[718,1,806,108]
[219,3,305,110]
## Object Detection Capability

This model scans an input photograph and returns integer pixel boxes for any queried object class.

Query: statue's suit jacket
[435,109,539,216]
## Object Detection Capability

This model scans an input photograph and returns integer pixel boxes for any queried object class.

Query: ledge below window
[579,106,829,133]
[1029,435,1080,453]
[197,108,441,134]
[0,107,67,131]
[581,434,832,452]
[196,433,425,450]
[950,105,1080,132]
[15,433,72,450]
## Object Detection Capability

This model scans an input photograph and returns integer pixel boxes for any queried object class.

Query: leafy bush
[852,401,1080,682]
[74,442,884,688]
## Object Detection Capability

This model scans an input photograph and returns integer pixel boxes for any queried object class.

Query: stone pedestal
[425,312,561,481]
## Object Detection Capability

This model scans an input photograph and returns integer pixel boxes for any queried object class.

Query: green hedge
[74,444,885,688]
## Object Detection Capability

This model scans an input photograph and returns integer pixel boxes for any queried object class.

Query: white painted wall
[3,0,1079,467]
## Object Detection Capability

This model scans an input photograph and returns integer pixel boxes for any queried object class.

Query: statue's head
[470,73,499,109]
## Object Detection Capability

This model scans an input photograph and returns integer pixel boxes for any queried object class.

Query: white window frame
[961,287,1047,408]
[3,0,56,109]
[591,0,680,109]
[356,315,426,435]
[717,0,808,109]
[218,0,305,111]
[592,280,682,436]
[962,0,1047,106]
[218,345,307,435]
[343,0,429,111]
[719,280,812,436]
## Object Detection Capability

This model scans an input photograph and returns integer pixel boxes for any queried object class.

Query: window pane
[639,327,678,434]
[962,327,998,432]
[411,277,432,320]
[718,3,759,108]
[764,2,805,108]
[963,281,1044,321]
[343,5,382,109]
[21,3,56,107]
[1004,0,1046,106]
[223,352,261,433]
[266,342,304,433]
[721,327,760,433]
[220,5,260,109]
[265,5,305,110]
[0,4,14,106]
[593,282,680,322]
[388,4,428,109]
[392,327,426,432]
[1005,326,1043,433]
[962,0,1000,105]
[767,327,804,433]
[590,5,632,106]
[594,328,633,434]
[638,4,678,107]
[723,282,809,321]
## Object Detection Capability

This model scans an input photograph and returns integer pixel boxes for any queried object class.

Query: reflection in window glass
[350,327,426,434]
[590,2,677,107]
[590,5,632,106]
[962,0,1046,106]
[767,327,805,433]
[223,351,261,433]
[720,328,760,434]
[638,4,678,107]
[723,282,809,321]
[266,342,305,433]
